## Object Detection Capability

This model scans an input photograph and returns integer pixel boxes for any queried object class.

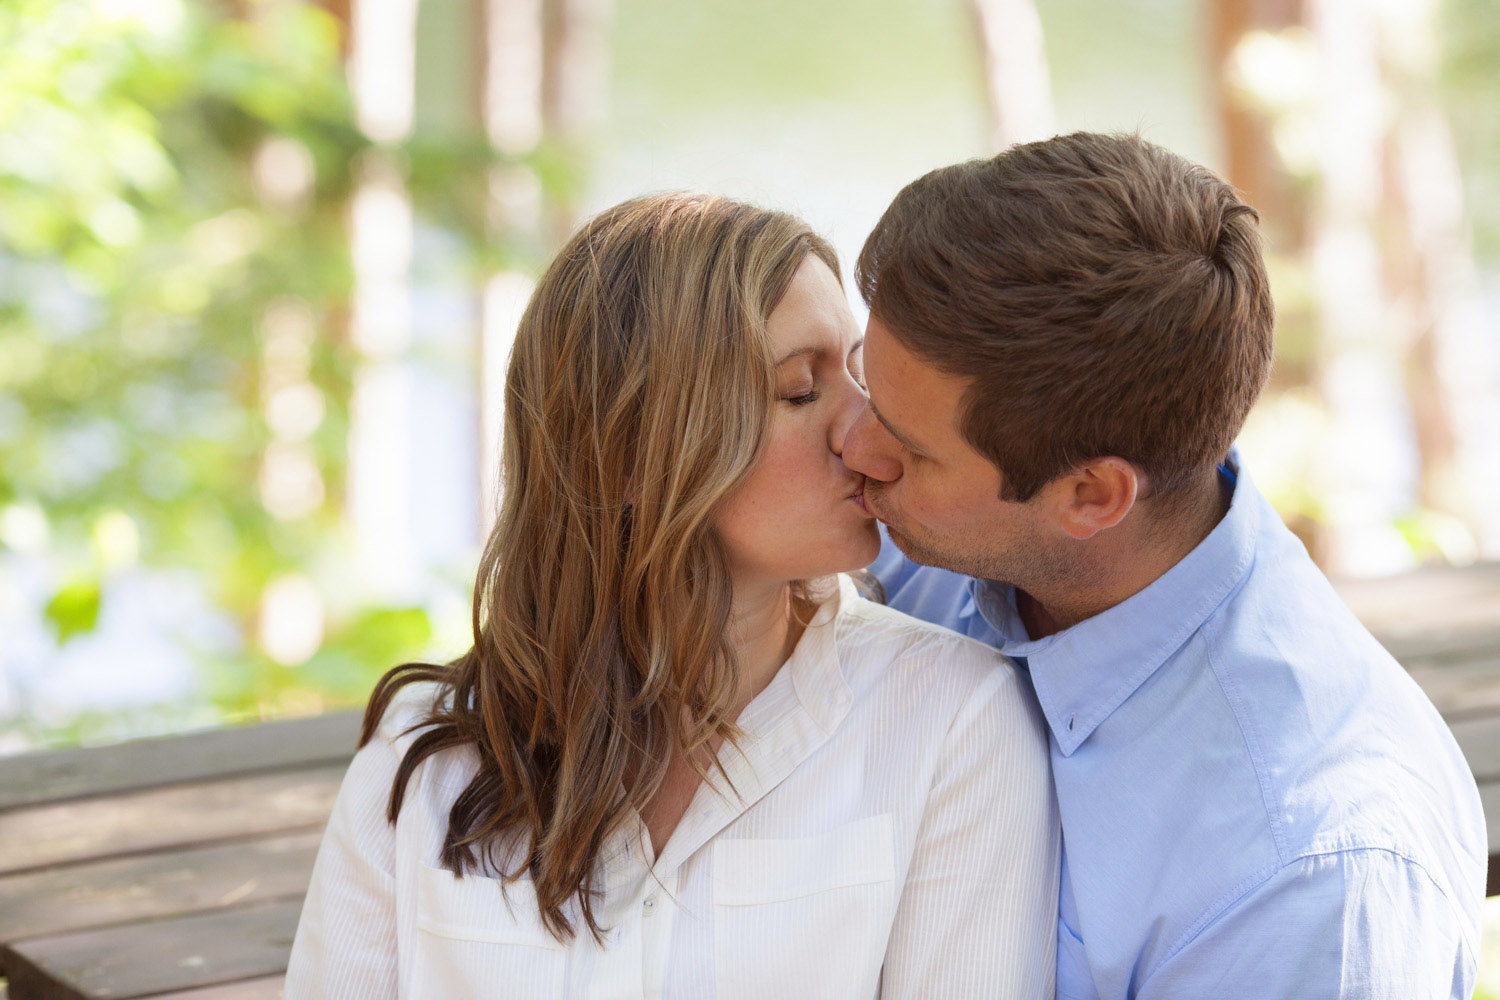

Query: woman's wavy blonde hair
[360,192,840,942]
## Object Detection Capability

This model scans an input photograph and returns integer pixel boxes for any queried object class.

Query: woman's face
[713,255,879,589]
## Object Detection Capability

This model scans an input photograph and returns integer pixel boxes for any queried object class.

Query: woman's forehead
[769,257,861,362]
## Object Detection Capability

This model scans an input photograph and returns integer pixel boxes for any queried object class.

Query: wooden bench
[0,712,361,999]
[1,561,1498,999]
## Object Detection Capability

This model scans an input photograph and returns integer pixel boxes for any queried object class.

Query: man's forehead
[863,316,967,451]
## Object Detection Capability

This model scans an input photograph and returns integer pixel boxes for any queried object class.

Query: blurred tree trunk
[966,0,1054,149]
[540,0,613,242]
[342,0,420,593]
[474,0,544,530]
[1380,0,1498,555]
[1212,0,1495,569]
[472,0,612,532]
[1210,0,1326,558]
[1304,0,1410,574]
[1208,0,1305,258]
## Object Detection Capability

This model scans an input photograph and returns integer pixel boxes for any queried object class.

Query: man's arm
[1140,848,1476,999]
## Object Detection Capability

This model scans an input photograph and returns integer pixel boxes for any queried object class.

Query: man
[844,132,1486,998]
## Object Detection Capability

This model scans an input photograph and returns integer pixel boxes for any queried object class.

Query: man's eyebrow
[869,401,926,455]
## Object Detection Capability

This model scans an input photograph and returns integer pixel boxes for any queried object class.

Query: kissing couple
[285,131,1485,999]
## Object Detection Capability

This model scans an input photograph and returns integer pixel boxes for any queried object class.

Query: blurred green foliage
[0,0,520,746]
[4,0,1495,753]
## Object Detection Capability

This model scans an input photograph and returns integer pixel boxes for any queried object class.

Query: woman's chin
[801,522,883,578]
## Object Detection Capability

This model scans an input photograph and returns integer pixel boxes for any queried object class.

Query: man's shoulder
[1130,845,1480,999]
[1066,530,1485,990]
[1186,541,1486,928]
[1204,542,1476,808]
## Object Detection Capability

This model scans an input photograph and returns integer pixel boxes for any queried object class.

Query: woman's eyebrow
[776,337,865,367]
[774,346,819,366]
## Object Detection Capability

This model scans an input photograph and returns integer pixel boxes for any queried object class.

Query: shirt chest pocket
[410,862,568,999]
[711,814,899,1000]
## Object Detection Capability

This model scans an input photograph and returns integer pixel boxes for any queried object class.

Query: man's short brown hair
[856,131,1274,502]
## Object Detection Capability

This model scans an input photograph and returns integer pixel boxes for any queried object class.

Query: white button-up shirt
[284,575,1060,999]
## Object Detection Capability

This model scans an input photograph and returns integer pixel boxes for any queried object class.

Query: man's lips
[846,481,871,517]
[848,484,879,519]
[858,485,891,523]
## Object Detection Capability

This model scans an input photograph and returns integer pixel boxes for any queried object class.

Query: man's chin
[883,521,950,571]
[880,518,996,581]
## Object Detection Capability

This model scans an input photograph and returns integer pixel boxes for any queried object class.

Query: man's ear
[1054,457,1139,540]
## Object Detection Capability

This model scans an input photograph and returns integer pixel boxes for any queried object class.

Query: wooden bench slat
[0,831,321,942]
[140,975,285,998]
[1334,561,1500,614]
[1478,781,1500,898]
[1405,656,1500,721]
[0,767,344,877]
[0,713,360,814]
[0,899,301,1000]
[1380,628,1500,666]
[1387,629,1500,668]
[1446,715,1500,784]
[1335,564,1500,663]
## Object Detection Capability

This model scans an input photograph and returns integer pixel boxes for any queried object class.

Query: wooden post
[1208,0,1305,253]
[965,0,1055,150]
[540,0,613,240]
[475,0,546,533]
[344,0,420,595]
[1379,0,1500,557]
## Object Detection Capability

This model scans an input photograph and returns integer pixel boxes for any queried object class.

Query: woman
[283,193,1059,998]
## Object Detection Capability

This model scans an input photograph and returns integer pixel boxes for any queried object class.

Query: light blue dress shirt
[872,456,1487,999]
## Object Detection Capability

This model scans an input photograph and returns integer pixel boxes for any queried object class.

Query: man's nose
[840,403,902,483]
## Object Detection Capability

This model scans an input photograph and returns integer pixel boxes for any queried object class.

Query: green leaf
[44,577,102,643]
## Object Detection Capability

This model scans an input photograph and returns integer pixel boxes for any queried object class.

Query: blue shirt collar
[972,458,1258,755]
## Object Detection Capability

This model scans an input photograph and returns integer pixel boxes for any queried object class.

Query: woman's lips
[850,487,873,517]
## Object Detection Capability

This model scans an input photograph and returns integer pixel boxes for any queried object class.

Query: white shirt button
[643,895,657,915]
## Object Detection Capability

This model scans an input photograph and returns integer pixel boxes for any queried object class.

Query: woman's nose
[838,401,902,483]
[830,382,865,457]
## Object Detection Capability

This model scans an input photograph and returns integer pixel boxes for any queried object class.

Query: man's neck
[1020,469,1231,639]
[1015,587,1061,640]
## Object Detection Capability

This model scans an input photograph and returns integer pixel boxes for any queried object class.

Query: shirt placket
[586,609,850,997]
[637,869,677,998]
[585,831,651,999]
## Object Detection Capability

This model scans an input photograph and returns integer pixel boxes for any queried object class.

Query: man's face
[844,315,1049,584]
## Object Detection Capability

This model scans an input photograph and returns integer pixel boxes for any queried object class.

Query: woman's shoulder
[837,581,1001,663]
[830,587,1049,768]
[358,676,484,791]
[346,676,487,829]
[834,579,1030,708]
[366,677,450,750]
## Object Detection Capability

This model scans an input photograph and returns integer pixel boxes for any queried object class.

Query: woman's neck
[725,579,804,714]
[634,579,804,855]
